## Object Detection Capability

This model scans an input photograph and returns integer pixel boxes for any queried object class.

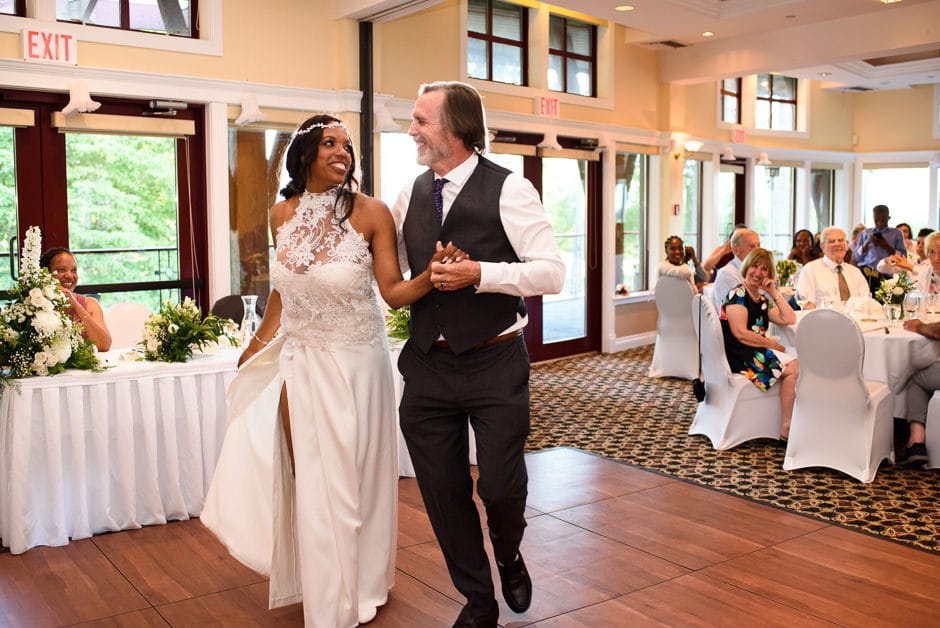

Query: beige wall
[0,0,357,91]
[853,85,940,153]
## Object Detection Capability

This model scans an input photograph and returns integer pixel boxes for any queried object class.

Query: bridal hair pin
[294,120,348,137]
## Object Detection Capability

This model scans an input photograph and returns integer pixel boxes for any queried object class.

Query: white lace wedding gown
[202,190,398,628]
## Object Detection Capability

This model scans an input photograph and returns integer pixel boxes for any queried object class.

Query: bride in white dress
[201,115,463,627]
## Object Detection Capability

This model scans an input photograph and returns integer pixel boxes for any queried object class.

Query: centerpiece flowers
[775,258,798,288]
[386,305,410,341]
[0,226,100,386]
[141,298,239,363]
[874,271,914,305]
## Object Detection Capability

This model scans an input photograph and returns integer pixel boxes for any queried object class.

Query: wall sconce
[373,101,401,133]
[61,81,101,116]
[537,128,562,150]
[672,139,704,160]
[757,151,771,166]
[234,94,267,126]
[684,140,703,153]
[722,146,736,160]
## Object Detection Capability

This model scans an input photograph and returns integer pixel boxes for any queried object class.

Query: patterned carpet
[526,346,940,554]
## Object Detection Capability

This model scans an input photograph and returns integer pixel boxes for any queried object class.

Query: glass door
[0,125,18,294]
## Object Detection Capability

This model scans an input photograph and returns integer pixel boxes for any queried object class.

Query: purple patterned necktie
[433,178,448,223]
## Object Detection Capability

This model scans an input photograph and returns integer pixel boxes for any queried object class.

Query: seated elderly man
[712,228,760,310]
[900,318,938,467]
[795,226,869,308]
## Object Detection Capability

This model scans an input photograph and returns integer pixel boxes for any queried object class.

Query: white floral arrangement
[875,271,914,306]
[139,297,239,363]
[0,226,100,385]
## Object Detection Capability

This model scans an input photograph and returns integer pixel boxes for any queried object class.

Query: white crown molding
[0,59,362,112]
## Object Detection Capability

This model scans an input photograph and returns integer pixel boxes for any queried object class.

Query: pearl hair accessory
[294,120,348,136]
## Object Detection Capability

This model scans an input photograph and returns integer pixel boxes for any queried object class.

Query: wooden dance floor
[1,447,938,626]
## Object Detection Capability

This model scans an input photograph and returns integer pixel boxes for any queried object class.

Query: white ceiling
[338,0,940,92]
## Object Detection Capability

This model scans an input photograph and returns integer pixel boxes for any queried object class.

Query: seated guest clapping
[658,235,707,288]
[40,247,112,351]
[794,226,869,309]
[720,248,799,439]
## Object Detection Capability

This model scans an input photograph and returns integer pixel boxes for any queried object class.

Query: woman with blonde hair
[719,248,800,439]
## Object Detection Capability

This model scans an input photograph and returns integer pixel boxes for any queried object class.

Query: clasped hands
[429,241,479,292]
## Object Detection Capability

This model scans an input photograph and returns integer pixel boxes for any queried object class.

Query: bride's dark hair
[280,114,358,227]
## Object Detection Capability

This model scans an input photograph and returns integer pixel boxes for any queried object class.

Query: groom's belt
[433,329,523,352]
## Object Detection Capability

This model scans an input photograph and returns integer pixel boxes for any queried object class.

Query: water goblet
[928,293,940,318]
[794,288,809,311]
[903,291,921,321]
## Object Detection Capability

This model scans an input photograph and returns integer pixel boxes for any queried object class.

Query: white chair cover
[688,294,782,449]
[924,391,940,470]
[648,275,698,380]
[783,309,894,483]
[103,302,152,349]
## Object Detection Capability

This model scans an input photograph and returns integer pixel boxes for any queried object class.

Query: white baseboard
[607,331,656,353]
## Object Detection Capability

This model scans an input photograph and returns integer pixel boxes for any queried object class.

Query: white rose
[29,288,46,308]
[168,323,179,334]
[32,309,62,336]
[43,285,56,299]
[51,337,72,363]
[147,337,158,352]
[892,287,904,296]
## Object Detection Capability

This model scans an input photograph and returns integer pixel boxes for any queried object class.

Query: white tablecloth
[0,349,239,554]
[771,311,940,415]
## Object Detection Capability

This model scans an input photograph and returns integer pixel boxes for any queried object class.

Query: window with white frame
[754,165,795,256]
[861,166,931,232]
[57,0,197,37]
[614,151,647,293]
[548,14,596,97]
[467,0,527,86]
[682,158,703,256]
[720,78,741,125]
[756,74,797,131]
[1,0,24,16]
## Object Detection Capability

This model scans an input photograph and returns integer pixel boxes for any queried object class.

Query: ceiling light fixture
[819,72,831,77]
[615,5,634,11]
[702,31,714,37]
[879,0,902,4]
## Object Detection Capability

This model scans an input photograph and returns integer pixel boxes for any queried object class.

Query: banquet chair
[688,294,782,449]
[648,275,698,380]
[211,294,246,325]
[923,392,940,470]
[103,302,152,349]
[783,308,894,483]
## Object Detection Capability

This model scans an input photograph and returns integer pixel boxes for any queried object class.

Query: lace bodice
[271,190,384,349]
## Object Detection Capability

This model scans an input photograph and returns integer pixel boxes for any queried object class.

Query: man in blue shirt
[854,204,907,291]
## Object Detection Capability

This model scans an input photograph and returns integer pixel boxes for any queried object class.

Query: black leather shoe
[497,553,532,613]
[452,599,498,628]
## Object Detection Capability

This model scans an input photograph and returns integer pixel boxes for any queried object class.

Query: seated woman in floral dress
[719,248,799,439]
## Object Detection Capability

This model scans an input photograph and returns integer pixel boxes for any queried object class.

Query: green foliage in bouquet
[0,226,101,386]
[776,258,798,287]
[874,271,915,305]
[386,305,411,340]
[141,298,239,363]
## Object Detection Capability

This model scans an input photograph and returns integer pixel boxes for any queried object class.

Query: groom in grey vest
[392,81,564,628]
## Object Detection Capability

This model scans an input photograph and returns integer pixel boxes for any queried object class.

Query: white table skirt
[0,350,239,554]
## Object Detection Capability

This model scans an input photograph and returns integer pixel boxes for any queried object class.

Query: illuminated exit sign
[536,95,560,118]
[22,28,77,65]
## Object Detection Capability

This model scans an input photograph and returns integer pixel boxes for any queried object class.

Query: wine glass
[903,291,921,321]
[928,292,940,318]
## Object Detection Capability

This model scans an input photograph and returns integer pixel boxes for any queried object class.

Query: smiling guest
[658,235,706,289]
[795,226,869,309]
[39,247,112,351]
[720,248,799,439]
[712,227,760,310]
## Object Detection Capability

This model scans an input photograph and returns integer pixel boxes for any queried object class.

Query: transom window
[720,77,741,124]
[467,0,527,86]
[0,0,25,16]
[57,0,197,38]
[548,14,595,97]
[756,74,797,131]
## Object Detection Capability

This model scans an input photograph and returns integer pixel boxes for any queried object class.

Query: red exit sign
[537,95,560,118]
[22,28,77,65]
